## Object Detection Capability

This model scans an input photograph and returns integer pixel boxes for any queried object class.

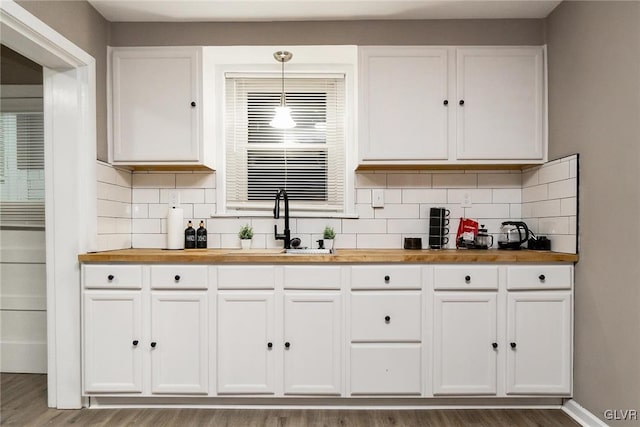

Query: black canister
[185,221,196,249]
[196,221,207,249]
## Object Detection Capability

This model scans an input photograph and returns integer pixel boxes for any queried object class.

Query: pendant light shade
[270,50,296,129]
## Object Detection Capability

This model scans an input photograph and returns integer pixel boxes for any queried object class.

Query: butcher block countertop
[78,248,578,264]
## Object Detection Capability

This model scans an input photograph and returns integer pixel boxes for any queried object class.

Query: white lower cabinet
[506,291,572,395]
[350,344,422,395]
[433,293,497,395]
[217,292,276,394]
[83,291,143,393]
[82,263,573,401]
[283,292,342,395]
[150,292,208,394]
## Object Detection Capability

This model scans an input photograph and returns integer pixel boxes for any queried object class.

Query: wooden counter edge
[78,249,579,264]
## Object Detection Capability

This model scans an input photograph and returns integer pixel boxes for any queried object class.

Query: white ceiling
[88,0,562,22]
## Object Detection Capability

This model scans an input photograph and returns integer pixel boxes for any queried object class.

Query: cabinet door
[83,291,142,393]
[150,292,208,394]
[217,292,276,394]
[112,47,201,162]
[456,47,544,161]
[506,292,571,395]
[283,292,342,395]
[359,47,449,161]
[433,293,497,395]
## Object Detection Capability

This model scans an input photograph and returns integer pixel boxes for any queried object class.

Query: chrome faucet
[273,189,291,249]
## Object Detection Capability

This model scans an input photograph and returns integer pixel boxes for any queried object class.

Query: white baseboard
[562,400,609,427]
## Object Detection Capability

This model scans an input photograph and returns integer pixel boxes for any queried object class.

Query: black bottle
[184,221,196,249]
[196,221,207,249]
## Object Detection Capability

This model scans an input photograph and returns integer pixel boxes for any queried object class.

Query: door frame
[1,0,97,408]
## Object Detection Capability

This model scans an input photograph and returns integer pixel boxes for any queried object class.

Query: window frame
[210,47,357,218]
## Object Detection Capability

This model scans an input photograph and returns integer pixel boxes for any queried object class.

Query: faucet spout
[274,189,291,249]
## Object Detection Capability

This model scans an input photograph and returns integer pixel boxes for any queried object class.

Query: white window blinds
[225,75,346,213]
[0,111,45,227]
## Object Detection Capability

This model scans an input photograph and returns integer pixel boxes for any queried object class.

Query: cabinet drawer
[150,266,208,289]
[434,266,498,290]
[507,266,572,290]
[283,266,342,290]
[218,266,276,289]
[351,266,421,290]
[350,344,422,395]
[83,265,142,289]
[351,292,421,342]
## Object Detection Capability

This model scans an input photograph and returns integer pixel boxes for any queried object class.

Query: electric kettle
[497,221,530,250]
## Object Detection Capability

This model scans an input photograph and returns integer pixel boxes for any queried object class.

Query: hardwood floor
[1,374,580,426]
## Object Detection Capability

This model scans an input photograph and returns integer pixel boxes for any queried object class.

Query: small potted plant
[238,224,253,250]
[323,226,336,251]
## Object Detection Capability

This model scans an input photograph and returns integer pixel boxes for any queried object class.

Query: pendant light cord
[281,57,285,107]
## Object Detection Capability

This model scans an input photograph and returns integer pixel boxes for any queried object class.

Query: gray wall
[1,45,42,85]
[546,1,640,424]
[16,0,110,161]
[110,19,544,46]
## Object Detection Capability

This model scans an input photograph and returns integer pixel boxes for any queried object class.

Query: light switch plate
[168,191,180,208]
[372,189,384,208]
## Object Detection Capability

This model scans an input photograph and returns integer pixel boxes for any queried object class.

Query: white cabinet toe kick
[81,263,573,406]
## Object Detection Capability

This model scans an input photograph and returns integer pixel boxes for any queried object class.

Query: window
[225,75,346,213]
[0,111,45,227]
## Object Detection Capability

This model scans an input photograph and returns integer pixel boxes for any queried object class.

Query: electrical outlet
[461,192,472,208]
[372,189,385,208]
[168,191,180,208]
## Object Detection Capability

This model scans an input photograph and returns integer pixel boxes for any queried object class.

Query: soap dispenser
[196,221,207,249]
[184,221,196,249]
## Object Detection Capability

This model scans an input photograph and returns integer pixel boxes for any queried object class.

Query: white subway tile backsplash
[97,200,130,218]
[521,170,539,188]
[522,184,548,203]
[492,189,522,204]
[509,204,522,219]
[193,204,216,219]
[384,189,403,204]
[116,218,132,234]
[335,233,357,249]
[132,188,160,204]
[132,218,161,234]
[355,173,386,188]
[386,173,431,188]
[355,203,375,219]
[569,159,578,178]
[296,218,342,234]
[356,189,372,204]
[250,218,279,234]
[538,161,570,184]
[432,173,477,188]
[160,188,205,204]
[419,204,463,220]
[569,216,577,235]
[464,204,510,219]
[133,173,175,188]
[477,173,521,189]
[374,204,420,219]
[548,178,577,200]
[448,189,492,204]
[208,218,252,234]
[357,234,402,249]
[550,235,576,254]
[387,219,429,234]
[538,217,570,235]
[205,189,217,204]
[176,173,216,189]
[132,233,166,249]
[342,219,386,234]
[221,234,242,248]
[561,197,578,216]
[402,189,447,204]
[530,200,562,218]
[97,217,115,234]
[250,234,267,249]
[148,203,169,219]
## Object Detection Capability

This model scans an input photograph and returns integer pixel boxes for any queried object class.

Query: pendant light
[270,51,296,129]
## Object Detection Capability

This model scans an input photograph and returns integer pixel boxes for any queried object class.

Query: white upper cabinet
[110,47,213,168]
[456,47,545,161]
[358,46,546,167]
[359,47,449,162]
